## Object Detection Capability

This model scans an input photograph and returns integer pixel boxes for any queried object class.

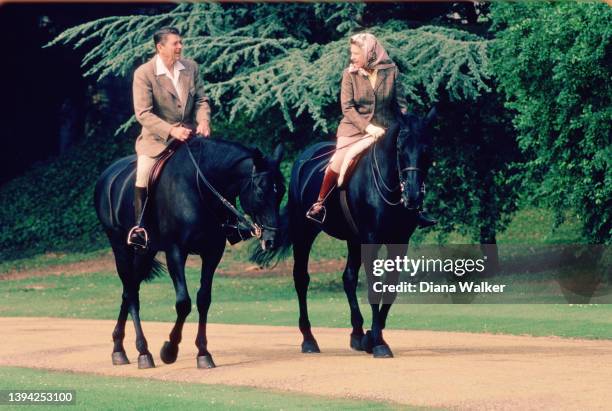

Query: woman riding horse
[306,32,436,228]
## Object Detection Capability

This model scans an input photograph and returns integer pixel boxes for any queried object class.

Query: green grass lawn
[0,367,411,411]
[1,267,611,339]
[2,206,607,340]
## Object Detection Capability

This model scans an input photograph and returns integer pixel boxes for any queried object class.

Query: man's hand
[196,122,211,138]
[365,124,385,140]
[170,126,193,141]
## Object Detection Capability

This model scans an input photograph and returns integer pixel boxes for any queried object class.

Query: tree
[491,2,611,244]
[49,3,524,248]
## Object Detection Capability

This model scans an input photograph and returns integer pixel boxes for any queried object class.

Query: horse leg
[359,243,394,357]
[365,243,408,358]
[109,238,132,365]
[128,253,156,369]
[343,240,365,351]
[111,287,130,365]
[160,245,190,364]
[292,229,320,353]
[108,235,137,365]
[378,244,408,331]
[195,239,225,369]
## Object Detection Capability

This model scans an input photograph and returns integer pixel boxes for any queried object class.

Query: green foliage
[426,91,522,244]
[0,135,132,260]
[49,4,491,135]
[36,2,607,252]
[490,2,611,243]
[48,5,509,244]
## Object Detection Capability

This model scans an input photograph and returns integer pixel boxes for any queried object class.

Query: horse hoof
[197,355,216,369]
[350,334,365,351]
[160,341,179,364]
[372,344,394,358]
[138,353,156,369]
[111,351,130,365]
[301,339,321,353]
[361,331,374,354]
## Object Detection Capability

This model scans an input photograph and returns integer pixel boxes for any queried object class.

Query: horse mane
[186,137,255,171]
[188,137,254,156]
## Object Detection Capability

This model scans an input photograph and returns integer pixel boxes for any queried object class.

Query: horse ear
[252,148,266,171]
[424,106,437,128]
[272,144,284,165]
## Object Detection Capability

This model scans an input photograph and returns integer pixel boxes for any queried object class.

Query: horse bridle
[185,142,279,239]
[371,141,425,207]
[239,170,282,236]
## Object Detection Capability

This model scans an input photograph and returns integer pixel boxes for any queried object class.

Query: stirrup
[127,226,149,254]
[306,202,327,224]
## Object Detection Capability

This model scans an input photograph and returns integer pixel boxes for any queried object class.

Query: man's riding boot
[127,187,149,253]
[306,168,339,224]
[416,210,437,229]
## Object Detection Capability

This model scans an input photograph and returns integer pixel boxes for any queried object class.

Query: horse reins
[371,141,424,207]
[300,135,372,163]
[184,141,278,239]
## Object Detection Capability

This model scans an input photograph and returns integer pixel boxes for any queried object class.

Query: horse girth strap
[339,190,359,235]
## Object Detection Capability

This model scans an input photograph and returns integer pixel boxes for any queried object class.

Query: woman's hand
[366,124,385,140]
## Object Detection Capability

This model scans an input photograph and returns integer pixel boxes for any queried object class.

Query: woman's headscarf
[348,33,395,75]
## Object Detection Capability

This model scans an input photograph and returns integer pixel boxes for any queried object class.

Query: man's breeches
[135,155,157,188]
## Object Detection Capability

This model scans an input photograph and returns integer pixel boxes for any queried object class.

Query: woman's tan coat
[336,66,408,138]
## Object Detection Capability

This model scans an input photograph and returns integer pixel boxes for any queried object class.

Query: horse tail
[141,257,167,282]
[249,205,292,266]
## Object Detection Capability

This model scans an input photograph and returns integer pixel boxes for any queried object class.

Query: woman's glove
[366,124,386,140]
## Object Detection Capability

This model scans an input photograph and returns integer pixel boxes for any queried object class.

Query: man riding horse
[128,26,251,251]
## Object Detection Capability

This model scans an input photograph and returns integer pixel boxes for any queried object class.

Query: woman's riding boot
[306,168,339,224]
[416,210,437,229]
[127,187,149,253]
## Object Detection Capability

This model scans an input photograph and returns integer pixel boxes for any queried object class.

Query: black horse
[94,138,285,369]
[255,109,436,358]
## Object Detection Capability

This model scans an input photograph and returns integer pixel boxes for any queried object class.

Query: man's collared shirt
[155,55,186,103]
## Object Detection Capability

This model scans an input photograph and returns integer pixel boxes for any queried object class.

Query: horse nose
[264,239,276,250]
[402,191,422,210]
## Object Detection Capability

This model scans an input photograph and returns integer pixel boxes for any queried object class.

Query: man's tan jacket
[133,57,211,157]
[337,66,408,138]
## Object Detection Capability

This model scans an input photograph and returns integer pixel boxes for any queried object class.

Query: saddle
[146,140,182,198]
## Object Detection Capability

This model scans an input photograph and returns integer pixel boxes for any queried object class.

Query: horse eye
[273,184,278,193]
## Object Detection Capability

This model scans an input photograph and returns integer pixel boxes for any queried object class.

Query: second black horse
[255,109,436,358]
